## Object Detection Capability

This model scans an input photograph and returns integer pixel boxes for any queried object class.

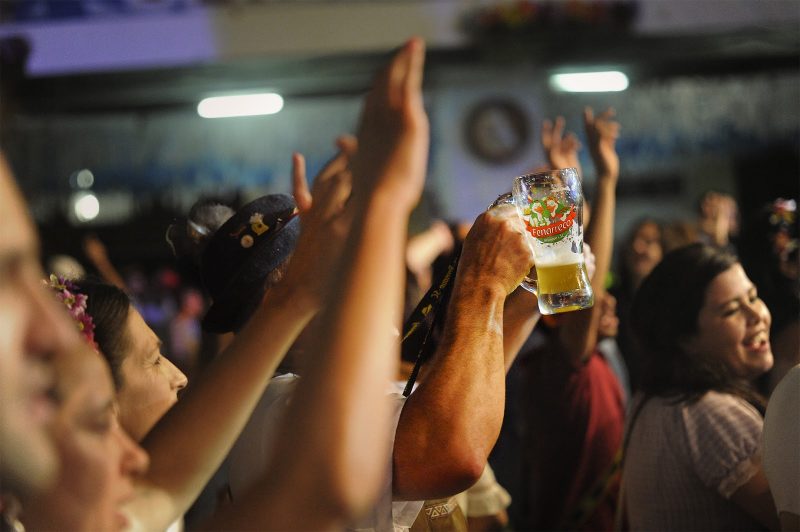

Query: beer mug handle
[488,192,538,295]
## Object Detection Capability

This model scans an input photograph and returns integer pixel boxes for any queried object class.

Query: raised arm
[203,37,430,530]
[541,115,582,176]
[501,286,541,372]
[393,205,535,499]
[82,235,128,291]
[129,141,357,530]
[557,107,620,365]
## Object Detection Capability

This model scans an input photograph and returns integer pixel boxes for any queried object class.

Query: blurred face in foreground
[0,154,80,494]
[23,347,149,531]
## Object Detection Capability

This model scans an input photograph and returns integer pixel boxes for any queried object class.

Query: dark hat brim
[201,214,301,333]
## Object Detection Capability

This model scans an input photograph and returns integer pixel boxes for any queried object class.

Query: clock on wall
[464,99,531,164]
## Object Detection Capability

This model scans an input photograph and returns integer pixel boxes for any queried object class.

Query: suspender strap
[401,252,460,397]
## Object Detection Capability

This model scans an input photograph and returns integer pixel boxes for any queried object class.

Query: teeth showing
[744,331,768,347]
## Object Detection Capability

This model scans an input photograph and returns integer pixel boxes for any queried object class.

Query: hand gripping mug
[492,168,594,314]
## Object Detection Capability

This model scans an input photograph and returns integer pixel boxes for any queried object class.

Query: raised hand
[541,116,582,174]
[280,137,357,304]
[82,234,127,290]
[583,107,620,181]
[292,135,357,215]
[458,205,536,297]
[350,38,429,212]
[82,234,110,266]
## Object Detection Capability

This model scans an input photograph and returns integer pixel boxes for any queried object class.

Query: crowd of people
[0,38,798,532]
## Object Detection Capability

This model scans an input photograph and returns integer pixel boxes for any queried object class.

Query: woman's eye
[91,417,112,434]
[722,306,739,317]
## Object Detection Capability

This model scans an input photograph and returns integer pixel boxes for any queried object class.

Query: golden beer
[537,262,587,294]
[535,261,593,314]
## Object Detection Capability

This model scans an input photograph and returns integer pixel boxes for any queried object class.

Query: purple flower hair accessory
[47,274,98,350]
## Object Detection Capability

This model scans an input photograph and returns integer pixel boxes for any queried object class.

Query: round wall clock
[464,99,531,164]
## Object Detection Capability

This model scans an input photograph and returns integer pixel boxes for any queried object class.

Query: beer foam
[535,253,582,267]
[524,233,582,267]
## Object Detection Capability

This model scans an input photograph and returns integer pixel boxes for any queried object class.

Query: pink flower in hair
[46,274,98,350]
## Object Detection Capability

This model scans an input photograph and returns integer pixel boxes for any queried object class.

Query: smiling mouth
[743,330,769,350]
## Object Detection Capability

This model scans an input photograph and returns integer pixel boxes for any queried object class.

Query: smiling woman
[66,278,188,442]
[620,243,778,530]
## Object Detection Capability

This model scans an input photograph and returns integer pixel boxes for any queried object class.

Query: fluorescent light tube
[198,93,284,118]
[549,72,629,93]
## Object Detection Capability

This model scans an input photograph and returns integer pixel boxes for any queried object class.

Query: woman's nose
[743,299,766,324]
[167,358,188,391]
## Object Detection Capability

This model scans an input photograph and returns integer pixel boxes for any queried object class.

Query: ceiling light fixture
[197,93,284,118]
[549,71,629,93]
[73,193,100,222]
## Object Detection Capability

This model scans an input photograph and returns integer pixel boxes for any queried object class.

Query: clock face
[465,99,531,164]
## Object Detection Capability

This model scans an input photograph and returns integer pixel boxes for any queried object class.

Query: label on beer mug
[523,196,576,244]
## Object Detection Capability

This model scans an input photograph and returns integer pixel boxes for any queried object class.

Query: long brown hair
[631,243,765,412]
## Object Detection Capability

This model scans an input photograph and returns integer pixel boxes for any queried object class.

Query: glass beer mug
[493,168,594,314]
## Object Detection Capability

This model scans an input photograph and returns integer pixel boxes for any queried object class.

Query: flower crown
[46,274,98,350]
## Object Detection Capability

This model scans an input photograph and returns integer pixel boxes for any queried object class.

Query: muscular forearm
[393,281,507,500]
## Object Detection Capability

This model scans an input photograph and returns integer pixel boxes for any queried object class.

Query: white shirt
[763,364,800,516]
[228,373,424,532]
[623,391,764,530]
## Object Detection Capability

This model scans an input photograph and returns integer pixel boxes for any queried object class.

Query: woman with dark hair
[73,278,188,441]
[621,243,778,530]
[739,198,799,395]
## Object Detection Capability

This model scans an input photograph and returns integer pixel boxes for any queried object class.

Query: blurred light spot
[76,169,94,188]
[74,193,100,222]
